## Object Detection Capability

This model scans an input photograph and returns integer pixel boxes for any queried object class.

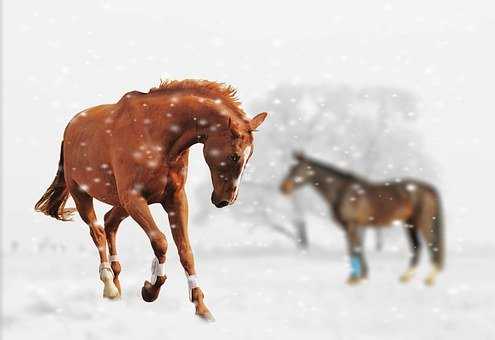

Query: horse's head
[280,151,314,195]
[203,112,268,208]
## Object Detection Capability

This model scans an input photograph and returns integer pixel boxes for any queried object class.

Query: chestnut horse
[280,152,444,286]
[35,79,268,320]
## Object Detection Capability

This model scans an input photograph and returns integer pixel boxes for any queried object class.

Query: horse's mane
[305,157,365,183]
[149,79,246,119]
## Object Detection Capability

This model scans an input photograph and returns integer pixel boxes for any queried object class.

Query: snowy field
[3,219,494,340]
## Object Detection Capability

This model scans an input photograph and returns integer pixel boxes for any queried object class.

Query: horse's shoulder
[165,162,188,193]
[167,150,189,174]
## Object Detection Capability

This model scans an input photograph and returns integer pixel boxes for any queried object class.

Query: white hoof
[424,276,435,286]
[103,279,120,299]
[424,266,440,286]
[399,267,417,283]
[100,267,120,299]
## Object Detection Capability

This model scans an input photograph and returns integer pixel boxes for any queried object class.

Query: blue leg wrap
[351,255,361,277]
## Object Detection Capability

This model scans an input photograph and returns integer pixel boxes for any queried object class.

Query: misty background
[2,1,495,339]
[3,1,494,246]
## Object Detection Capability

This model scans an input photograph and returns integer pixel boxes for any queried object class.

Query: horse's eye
[230,154,240,162]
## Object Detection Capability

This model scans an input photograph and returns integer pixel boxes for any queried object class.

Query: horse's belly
[70,168,121,206]
[340,188,414,226]
[369,199,414,226]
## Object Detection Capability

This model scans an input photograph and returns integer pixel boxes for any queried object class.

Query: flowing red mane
[150,79,246,119]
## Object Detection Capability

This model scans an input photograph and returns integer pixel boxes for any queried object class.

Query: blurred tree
[193,83,435,249]
[357,86,421,250]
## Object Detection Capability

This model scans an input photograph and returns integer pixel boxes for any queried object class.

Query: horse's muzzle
[280,180,294,195]
[211,192,232,208]
[214,200,229,208]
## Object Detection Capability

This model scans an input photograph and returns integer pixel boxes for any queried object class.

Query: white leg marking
[150,257,165,285]
[99,262,119,299]
[399,266,417,283]
[187,274,200,302]
[425,265,440,286]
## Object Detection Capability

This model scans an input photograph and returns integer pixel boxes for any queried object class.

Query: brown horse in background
[280,152,444,286]
[35,79,268,321]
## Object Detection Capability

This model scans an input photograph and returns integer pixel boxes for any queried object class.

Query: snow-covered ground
[3,219,494,340]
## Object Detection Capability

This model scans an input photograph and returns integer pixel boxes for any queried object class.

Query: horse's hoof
[141,280,161,302]
[346,276,362,285]
[424,277,435,286]
[103,280,120,299]
[424,266,439,286]
[104,289,120,300]
[399,267,417,284]
[196,310,215,322]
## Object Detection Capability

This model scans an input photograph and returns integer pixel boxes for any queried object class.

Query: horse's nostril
[215,200,229,208]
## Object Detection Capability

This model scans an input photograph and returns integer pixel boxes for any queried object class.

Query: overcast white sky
[2,0,495,243]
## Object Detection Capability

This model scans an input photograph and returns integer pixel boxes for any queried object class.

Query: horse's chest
[337,186,371,223]
[141,165,188,203]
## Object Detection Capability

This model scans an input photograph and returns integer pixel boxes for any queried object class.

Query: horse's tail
[34,141,75,221]
[431,190,445,270]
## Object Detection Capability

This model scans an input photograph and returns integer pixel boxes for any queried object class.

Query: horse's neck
[310,166,350,203]
[165,98,229,161]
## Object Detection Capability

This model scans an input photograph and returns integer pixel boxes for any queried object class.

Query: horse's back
[366,179,439,225]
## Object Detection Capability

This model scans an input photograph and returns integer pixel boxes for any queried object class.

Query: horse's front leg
[120,192,168,302]
[345,224,367,285]
[400,225,421,283]
[162,190,214,322]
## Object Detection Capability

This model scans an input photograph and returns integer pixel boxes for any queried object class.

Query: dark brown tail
[432,194,445,270]
[34,142,75,221]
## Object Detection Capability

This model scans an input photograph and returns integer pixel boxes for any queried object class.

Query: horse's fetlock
[191,287,204,303]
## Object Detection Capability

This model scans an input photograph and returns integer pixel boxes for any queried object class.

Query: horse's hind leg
[400,224,421,283]
[69,185,119,299]
[104,206,128,296]
[415,199,441,286]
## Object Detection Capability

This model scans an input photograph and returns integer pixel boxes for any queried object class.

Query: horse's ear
[293,151,305,161]
[249,112,268,131]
